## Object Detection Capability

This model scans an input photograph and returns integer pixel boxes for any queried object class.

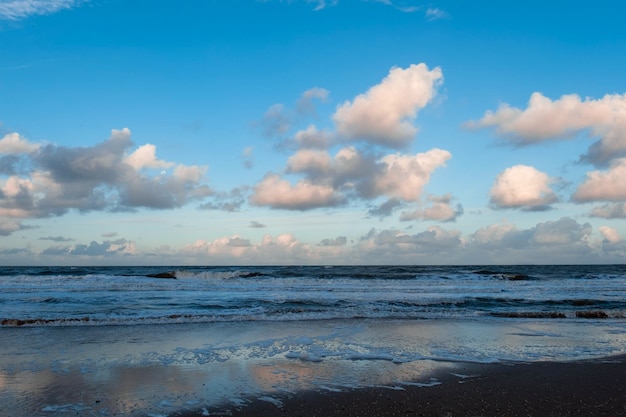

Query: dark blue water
[1,265,625,326]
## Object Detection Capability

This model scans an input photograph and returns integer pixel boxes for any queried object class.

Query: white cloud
[599,226,621,243]
[400,193,463,222]
[68,239,137,257]
[461,217,603,264]
[286,148,332,174]
[425,7,449,20]
[471,221,517,244]
[9,216,624,264]
[532,217,592,245]
[250,172,342,210]
[124,144,174,171]
[573,158,626,202]
[374,149,450,201]
[265,0,425,13]
[0,133,40,154]
[490,164,557,210]
[258,87,331,147]
[259,103,291,138]
[242,146,254,169]
[293,125,334,149]
[0,218,23,236]
[357,226,463,261]
[296,87,329,114]
[250,63,449,217]
[254,146,450,212]
[589,203,626,219]
[468,92,626,166]
[0,0,85,20]
[333,63,443,148]
[319,236,347,246]
[306,0,334,11]
[179,233,348,265]
[0,128,216,232]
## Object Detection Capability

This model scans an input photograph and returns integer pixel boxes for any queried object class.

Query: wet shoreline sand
[2,320,626,416]
[182,355,626,417]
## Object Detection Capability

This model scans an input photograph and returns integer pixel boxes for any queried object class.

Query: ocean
[2,264,626,326]
[1,265,626,416]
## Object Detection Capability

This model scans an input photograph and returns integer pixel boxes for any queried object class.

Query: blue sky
[1,0,626,265]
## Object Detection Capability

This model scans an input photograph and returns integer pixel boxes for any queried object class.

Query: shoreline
[3,320,626,417]
[181,355,626,417]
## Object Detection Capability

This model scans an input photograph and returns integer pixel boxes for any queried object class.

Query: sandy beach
[185,355,626,417]
[2,319,626,417]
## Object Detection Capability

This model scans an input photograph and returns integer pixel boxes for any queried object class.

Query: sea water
[1,265,625,416]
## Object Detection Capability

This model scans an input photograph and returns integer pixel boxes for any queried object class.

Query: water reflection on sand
[1,319,625,416]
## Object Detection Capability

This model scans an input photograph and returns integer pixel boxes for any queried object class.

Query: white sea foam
[257,396,283,407]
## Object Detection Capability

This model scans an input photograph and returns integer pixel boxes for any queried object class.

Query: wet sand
[3,321,626,416]
[182,355,626,417]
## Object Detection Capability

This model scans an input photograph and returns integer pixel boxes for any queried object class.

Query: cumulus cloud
[6,215,621,264]
[0,0,85,20]
[490,164,557,210]
[468,92,626,166]
[599,226,621,243]
[258,88,331,147]
[373,149,451,200]
[179,233,348,264]
[252,146,450,211]
[333,63,443,148]
[368,198,403,218]
[258,103,291,139]
[197,188,246,212]
[589,203,626,219]
[124,144,174,171]
[532,217,592,245]
[49,238,138,257]
[253,63,450,216]
[0,133,40,154]
[0,128,214,234]
[166,218,616,265]
[573,158,626,202]
[471,217,592,248]
[400,193,463,222]
[286,146,376,190]
[292,125,334,150]
[249,220,266,228]
[470,221,517,245]
[319,236,347,246]
[296,87,329,115]
[0,218,23,236]
[357,227,462,261]
[39,236,74,242]
[250,173,343,210]
[462,217,603,264]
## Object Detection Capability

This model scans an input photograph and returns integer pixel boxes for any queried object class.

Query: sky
[1,0,626,265]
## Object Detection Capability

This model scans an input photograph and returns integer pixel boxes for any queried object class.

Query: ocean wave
[151,269,269,280]
[3,265,626,328]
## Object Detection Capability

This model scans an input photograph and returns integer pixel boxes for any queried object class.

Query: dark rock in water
[474,270,531,281]
[570,299,596,306]
[474,270,498,275]
[240,271,265,278]
[576,310,608,319]
[491,312,566,319]
[499,274,530,281]
[146,272,177,279]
